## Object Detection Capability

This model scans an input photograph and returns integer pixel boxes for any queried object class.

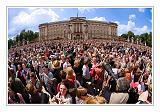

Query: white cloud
[135,25,148,34]
[114,21,120,25]
[116,14,149,35]
[9,8,59,38]
[138,8,145,13]
[13,8,59,25]
[78,8,95,14]
[129,14,136,20]
[89,17,106,21]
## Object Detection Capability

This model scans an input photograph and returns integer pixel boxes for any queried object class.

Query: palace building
[39,16,118,41]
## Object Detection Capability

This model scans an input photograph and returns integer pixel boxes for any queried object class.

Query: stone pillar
[136,38,139,44]
[115,27,117,36]
[77,23,78,32]
[131,37,134,43]
[74,24,76,33]
[127,36,130,42]
[22,39,24,46]
[111,27,113,36]
[68,33,71,39]
[145,41,147,46]
[84,24,88,39]
[39,29,41,42]
[75,23,77,32]
[80,23,82,32]
[45,27,47,40]
[109,27,111,36]
[78,23,79,32]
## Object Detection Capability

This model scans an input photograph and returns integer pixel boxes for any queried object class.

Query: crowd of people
[8,39,152,104]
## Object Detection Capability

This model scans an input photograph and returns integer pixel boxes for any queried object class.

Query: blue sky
[8,8,152,39]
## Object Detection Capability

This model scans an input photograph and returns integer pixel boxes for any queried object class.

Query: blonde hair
[65,67,74,78]
[26,82,35,94]
[95,96,106,104]
[74,59,80,66]
[85,96,106,104]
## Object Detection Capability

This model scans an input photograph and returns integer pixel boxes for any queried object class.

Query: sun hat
[52,60,61,69]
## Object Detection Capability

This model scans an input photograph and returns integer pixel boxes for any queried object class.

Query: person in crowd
[76,86,92,104]
[40,65,56,97]
[85,96,106,104]
[73,59,83,85]
[9,78,30,103]
[16,64,27,86]
[50,80,72,104]
[22,63,29,82]
[8,39,152,104]
[8,87,25,104]
[109,77,130,104]
[51,60,62,83]
[63,56,71,70]
[82,58,91,88]
[29,72,42,93]
[26,82,50,104]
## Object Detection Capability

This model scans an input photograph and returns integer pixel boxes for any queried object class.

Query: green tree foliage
[8,39,14,49]
[8,29,39,49]
[127,31,135,39]
[120,33,128,39]
[120,31,152,47]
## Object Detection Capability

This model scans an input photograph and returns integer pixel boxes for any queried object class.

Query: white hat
[50,55,56,59]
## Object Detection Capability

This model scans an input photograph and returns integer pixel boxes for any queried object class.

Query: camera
[102,62,118,81]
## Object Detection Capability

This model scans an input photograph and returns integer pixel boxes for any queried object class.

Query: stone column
[131,37,134,43]
[76,23,77,32]
[75,23,76,32]
[115,27,117,36]
[78,23,79,32]
[80,23,82,32]
[109,27,111,35]
[45,27,47,40]
[145,41,147,46]
[127,36,130,42]
[39,28,41,42]
[84,24,88,39]
[111,27,113,36]
[77,23,78,32]
[136,38,139,44]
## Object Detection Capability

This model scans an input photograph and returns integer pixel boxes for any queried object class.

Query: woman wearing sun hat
[52,60,62,84]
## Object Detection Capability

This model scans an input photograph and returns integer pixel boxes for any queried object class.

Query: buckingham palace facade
[39,16,118,41]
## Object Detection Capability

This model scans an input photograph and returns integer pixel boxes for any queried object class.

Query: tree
[8,39,13,49]
[127,31,135,39]
[147,32,152,47]
[8,29,39,49]
[119,31,152,47]
[121,34,128,39]
[137,32,152,47]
